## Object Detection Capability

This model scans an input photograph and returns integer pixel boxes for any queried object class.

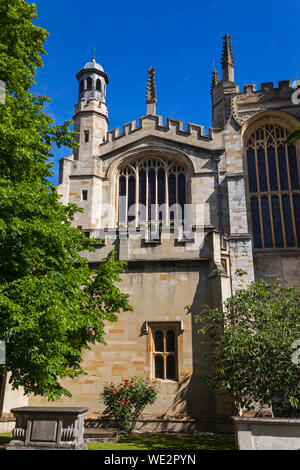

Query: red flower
[151,389,154,392]
[129,385,133,387]
[124,380,129,383]
[124,404,127,407]
[120,399,123,403]
[124,385,127,388]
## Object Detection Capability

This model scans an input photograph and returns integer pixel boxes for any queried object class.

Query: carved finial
[146,67,157,114]
[221,34,235,82]
[210,69,219,96]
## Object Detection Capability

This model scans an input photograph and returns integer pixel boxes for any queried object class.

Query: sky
[32,0,300,185]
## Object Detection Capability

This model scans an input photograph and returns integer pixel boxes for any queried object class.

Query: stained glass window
[118,158,186,224]
[246,124,300,248]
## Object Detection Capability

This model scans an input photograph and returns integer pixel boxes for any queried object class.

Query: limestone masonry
[1,34,300,433]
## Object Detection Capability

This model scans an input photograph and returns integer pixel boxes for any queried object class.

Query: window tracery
[118,158,187,224]
[246,124,300,248]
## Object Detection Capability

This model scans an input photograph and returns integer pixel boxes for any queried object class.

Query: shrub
[100,377,158,433]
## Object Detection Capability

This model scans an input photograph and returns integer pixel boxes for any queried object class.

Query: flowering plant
[100,377,158,433]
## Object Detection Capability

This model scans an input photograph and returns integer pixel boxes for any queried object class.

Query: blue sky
[32,0,300,184]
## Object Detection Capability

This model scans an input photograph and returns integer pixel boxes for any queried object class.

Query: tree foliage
[286,126,300,145]
[196,279,300,417]
[0,0,133,400]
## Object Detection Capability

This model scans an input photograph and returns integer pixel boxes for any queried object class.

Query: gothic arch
[242,110,300,249]
[106,146,194,227]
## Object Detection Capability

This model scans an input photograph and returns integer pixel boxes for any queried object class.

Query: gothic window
[246,124,300,248]
[151,326,178,381]
[87,77,93,91]
[118,158,186,224]
[96,79,101,92]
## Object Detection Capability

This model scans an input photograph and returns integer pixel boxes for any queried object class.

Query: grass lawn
[0,432,236,450]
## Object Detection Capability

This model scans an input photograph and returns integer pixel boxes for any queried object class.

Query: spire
[210,69,219,96]
[146,67,157,115]
[221,33,235,83]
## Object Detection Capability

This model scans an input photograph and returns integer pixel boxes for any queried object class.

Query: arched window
[80,80,85,93]
[246,124,300,248]
[87,77,93,91]
[96,79,101,92]
[118,158,186,224]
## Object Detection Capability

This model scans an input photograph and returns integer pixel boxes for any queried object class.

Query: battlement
[102,114,213,146]
[241,80,294,95]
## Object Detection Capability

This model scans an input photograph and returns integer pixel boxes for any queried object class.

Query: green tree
[286,126,300,144]
[0,0,133,400]
[196,279,300,417]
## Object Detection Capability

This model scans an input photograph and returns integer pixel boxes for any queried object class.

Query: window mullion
[254,133,265,248]
[284,131,298,246]
[264,135,276,248]
[146,166,149,224]
[135,166,139,225]
[274,139,287,247]
[125,174,128,224]
[165,168,169,226]
[155,167,158,222]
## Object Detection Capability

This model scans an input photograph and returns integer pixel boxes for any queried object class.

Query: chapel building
[1,34,300,433]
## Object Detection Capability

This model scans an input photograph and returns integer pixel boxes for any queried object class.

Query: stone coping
[233,416,300,425]
[11,406,89,414]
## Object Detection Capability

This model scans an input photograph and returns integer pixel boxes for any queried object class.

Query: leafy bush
[196,279,300,417]
[100,377,158,433]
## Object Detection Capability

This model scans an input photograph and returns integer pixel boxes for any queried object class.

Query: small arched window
[87,77,93,91]
[96,79,101,92]
[118,158,186,224]
[246,124,300,248]
[80,80,85,93]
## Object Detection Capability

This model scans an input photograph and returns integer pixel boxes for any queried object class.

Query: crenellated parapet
[231,79,300,126]
[102,114,215,148]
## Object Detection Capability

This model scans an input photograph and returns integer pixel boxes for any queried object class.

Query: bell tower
[73,56,109,163]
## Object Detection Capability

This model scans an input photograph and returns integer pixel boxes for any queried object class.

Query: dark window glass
[157,168,165,220]
[154,330,164,352]
[155,356,164,379]
[82,190,88,201]
[251,197,262,248]
[282,195,295,247]
[148,169,156,220]
[267,147,278,191]
[127,176,136,222]
[80,80,84,92]
[261,196,272,248]
[168,174,176,207]
[119,176,126,222]
[278,146,289,190]
[139,169,146,208]
[247,148,257,193]
[293,194,300,245]
[166,330,175,352]
[178,174,186,220]
[84,130,89,142]
[271,196,284,248]
[87,77,92,91]
[166,356,176,380]
[288,145,299,190]
[257,148,268,191]
[96,79,101,92]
